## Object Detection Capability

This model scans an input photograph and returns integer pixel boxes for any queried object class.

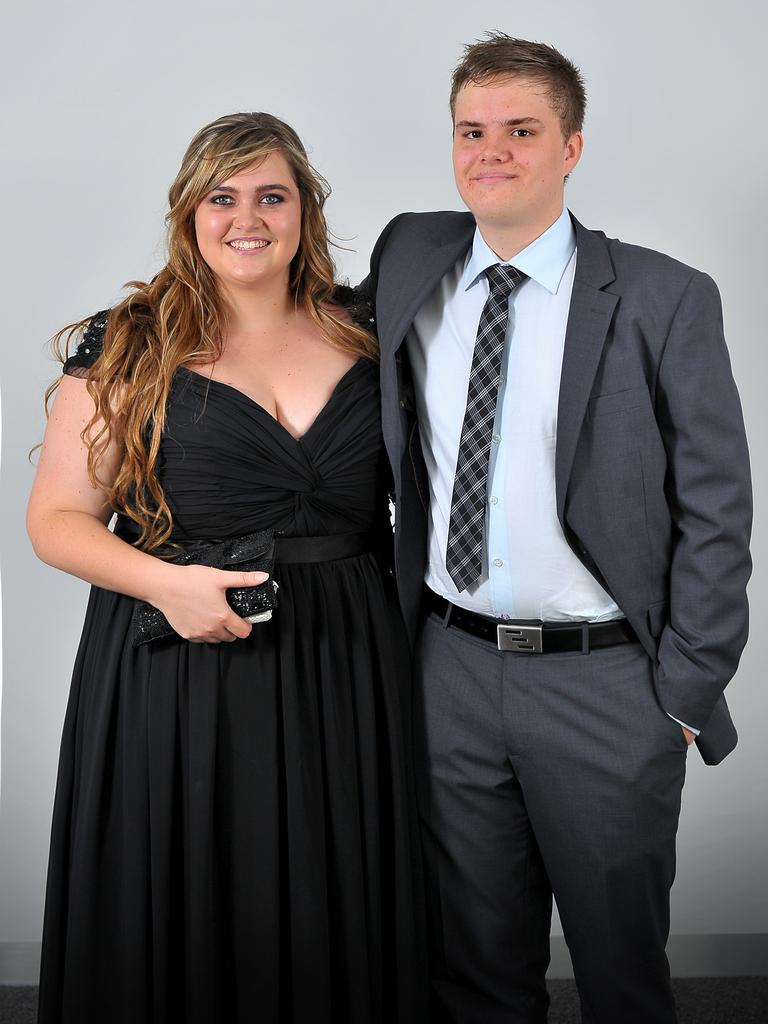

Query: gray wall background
[1,0,766,981]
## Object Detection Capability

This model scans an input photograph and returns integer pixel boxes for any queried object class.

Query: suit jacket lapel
[555,217,618,522]
[378,211,617,525]
[378,216,475,360]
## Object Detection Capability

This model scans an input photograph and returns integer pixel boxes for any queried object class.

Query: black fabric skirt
[38,553,427,1023]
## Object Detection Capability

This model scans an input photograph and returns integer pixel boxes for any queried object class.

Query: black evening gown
[38,307,427,1023]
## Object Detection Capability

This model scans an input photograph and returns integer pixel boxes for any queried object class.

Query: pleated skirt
[38,553,427,1023]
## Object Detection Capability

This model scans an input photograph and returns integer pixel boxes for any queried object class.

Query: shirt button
[493,558,503,568]
[490,495,499,505]
[492,434,501,444]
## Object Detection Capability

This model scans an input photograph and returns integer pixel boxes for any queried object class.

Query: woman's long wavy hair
[46,112,376,552]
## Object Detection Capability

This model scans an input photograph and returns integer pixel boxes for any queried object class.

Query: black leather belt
[425,589,636,654]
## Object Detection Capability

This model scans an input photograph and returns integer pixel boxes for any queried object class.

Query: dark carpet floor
[2,978,766,1023]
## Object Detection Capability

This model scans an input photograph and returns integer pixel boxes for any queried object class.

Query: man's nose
[480,134,511,162]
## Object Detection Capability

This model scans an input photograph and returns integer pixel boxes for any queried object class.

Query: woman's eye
[210,194,234,206]
[259,194,283,205]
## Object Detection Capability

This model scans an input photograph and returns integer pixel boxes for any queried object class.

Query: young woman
[28,112,426,1024]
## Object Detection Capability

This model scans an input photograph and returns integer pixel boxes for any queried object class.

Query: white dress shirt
[407,207,621,622]
[406,207,697,736]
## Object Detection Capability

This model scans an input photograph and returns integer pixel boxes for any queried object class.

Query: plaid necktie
[446,263,526,592]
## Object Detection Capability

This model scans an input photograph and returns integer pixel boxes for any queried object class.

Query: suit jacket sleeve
[357,213,410,299]
[653,270,752,729]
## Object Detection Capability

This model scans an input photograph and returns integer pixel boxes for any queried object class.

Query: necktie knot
[485,263,525,297]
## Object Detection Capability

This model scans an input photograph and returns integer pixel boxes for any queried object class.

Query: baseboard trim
[0,944,40,986]
[2,934,767,985]
[547,933,768,978]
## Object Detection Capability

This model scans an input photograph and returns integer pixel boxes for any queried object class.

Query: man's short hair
[450,33,587,139]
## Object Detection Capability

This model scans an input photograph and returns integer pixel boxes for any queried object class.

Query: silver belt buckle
[497,624,544,653]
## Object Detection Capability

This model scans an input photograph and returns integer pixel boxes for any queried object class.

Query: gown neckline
[176,357,368,443]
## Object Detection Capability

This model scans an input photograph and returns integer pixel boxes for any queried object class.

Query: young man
[364,33,752,1024]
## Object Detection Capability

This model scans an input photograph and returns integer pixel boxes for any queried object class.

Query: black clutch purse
[131,529,278,646]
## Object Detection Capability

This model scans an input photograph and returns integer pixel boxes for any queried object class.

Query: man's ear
[564,131,584,175]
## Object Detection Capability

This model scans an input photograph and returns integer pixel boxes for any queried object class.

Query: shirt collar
[462,206,576,296]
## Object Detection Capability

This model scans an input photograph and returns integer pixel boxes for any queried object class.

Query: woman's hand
[152,563,270,643]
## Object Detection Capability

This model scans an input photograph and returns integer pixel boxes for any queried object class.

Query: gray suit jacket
[364,210,752,765]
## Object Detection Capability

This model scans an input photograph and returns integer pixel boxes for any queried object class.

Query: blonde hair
[450,32,586,139]
[48,112,375,552]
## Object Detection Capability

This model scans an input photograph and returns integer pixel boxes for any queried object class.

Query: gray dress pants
[414,609,688,1024]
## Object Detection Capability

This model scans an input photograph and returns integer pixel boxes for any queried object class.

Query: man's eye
[464,131,482,140]
[259,193,283,205]
[512,129,531,137]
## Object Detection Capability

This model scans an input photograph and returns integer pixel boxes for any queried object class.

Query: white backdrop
[1,0,766,975]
